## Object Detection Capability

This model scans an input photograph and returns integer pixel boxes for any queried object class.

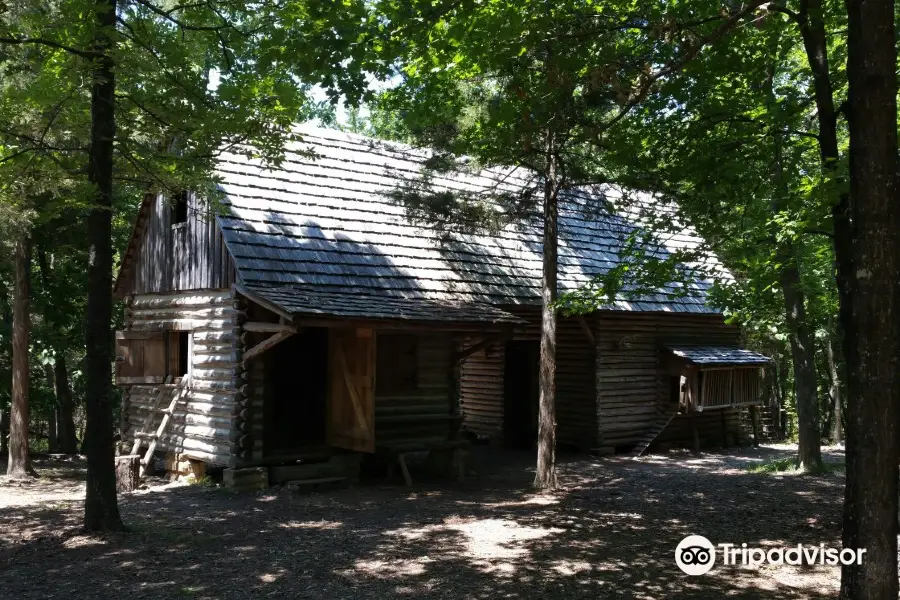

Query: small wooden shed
[113,125,769,487]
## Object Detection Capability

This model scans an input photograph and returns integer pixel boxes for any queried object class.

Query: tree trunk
[825,329,843,444]
[771,354,784,439]
[839,0,900,597]
[55,355,78,454]
[0,406,8,455]
[764,51,821,465]
[43,363,59,453]
[533,132,560,491]
[83,0,123,532]
[780,262,822,470]
[7,236,36,479]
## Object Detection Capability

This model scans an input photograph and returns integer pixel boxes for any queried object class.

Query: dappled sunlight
[279,519,343,530]
[347,557,433,578]
[762,563,842,595]
[0,447,844,599]
[61,535,108,549]
[457,493,561,510]
[549,558,593,576]
[444,517,563,561]
[258,568,287,584]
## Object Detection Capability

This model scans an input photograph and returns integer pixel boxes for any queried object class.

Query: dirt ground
[0,444,846,599]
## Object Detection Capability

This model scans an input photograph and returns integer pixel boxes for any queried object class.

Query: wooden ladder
[631,405,678,458]
[131,376,188,477]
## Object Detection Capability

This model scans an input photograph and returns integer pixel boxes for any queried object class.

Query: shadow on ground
[0,446,844,599]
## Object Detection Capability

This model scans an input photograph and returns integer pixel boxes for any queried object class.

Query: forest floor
[0,443,846,599]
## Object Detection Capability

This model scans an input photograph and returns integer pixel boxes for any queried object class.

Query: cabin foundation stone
[166,452,207,481]
[224,466,268,492]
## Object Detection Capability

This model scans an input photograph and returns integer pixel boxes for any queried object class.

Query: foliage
[747,456,844,476]
[0,0,375,448]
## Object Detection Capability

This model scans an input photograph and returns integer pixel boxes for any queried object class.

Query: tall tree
[839,0,900,596]
[6,235,35,478]
[594,3,840,469]
[367,0,766,488]
[82,0,123,531]
[2,0,373,525]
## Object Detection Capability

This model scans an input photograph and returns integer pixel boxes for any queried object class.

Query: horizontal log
[193,352,240,365]
[128,306,237,320]
[128,319,237,331]
[191,330,237,343]
[130,291,232,307]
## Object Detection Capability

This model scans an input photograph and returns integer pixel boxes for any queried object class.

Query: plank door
[327,327,376,453]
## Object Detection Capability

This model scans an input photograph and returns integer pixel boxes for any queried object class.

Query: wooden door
[327,327,376,453]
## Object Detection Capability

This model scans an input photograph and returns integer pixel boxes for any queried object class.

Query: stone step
[286,477,349,494]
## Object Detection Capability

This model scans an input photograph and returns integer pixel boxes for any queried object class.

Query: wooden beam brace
[451,332,509,365]
[242,330,294,363]
[242,321,297,333]
[577,316,595,346]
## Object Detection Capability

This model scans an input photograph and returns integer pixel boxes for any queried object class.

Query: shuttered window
[115,330,191,385]
[115,331,166,385]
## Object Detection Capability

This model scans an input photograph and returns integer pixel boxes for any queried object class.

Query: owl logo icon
[675,535,716,575]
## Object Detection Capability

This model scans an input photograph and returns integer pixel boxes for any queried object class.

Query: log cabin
[113,125,769,489]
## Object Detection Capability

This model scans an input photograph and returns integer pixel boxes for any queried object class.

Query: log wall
[374,332,456,445]
[121,290,239,466]
[458,307,599,450]
[458,308,747,452]
[593,311,743,448]
[458,339,505,439]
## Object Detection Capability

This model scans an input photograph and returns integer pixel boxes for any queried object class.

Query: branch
[766,3,802,24]
[0,36,98,58]
[599,0,770,132]
[131,0,247,34]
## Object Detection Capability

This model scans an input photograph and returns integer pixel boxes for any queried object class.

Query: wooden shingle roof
[237,283,525,327]
[666,345,771,366]
[215,125,724,314]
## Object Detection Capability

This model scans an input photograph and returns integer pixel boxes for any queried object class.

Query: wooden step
[285,477,348,494]
[631,407,678,458]
[270,461,346,485]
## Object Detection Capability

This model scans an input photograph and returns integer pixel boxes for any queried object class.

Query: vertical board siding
[595,311,743,448]
[120,290,239,466]
[122,192,236,296]
[374,333,455,445]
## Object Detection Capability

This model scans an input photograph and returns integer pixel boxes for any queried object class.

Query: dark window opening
[172,190,189,225]
[167,331,190,378]
[376,334,417,394]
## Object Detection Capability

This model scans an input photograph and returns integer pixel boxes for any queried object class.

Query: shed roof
[666,345,771,366]
[237,283,525,328]
[214,125,725,314]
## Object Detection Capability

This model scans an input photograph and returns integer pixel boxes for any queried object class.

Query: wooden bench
[379,439,471,486]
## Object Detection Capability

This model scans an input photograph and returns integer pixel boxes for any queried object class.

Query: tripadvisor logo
[675,535,867,576]
[675,535,716,575]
